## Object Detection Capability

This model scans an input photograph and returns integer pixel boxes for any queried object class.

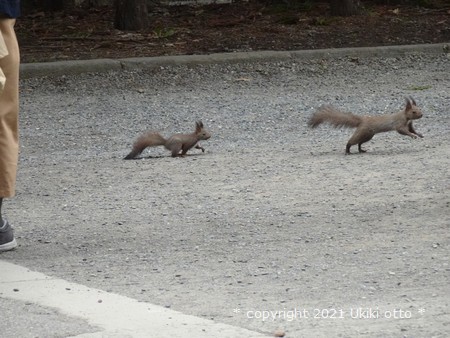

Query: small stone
[274,329,285,337]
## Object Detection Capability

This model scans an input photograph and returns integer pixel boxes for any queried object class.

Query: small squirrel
[308,97,424,154]
[124,121,211,159]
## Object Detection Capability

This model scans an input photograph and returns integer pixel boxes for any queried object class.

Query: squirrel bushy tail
[308,105,362,129]
[124,132,166,159]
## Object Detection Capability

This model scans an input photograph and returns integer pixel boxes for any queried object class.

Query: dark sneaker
[0,220,17,252]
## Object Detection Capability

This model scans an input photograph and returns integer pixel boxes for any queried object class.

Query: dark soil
[16,1,450,63]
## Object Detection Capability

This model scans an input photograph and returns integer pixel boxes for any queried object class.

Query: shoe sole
[0,238,17,252]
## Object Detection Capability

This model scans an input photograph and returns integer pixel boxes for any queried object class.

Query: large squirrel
[308,97,423,154]
[124,121,211,159]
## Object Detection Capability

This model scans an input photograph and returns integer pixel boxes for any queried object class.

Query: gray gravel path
[2,47,449,337]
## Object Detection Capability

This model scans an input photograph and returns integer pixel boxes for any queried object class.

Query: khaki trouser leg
[0,19,20,198]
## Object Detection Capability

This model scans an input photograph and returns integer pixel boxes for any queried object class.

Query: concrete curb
[0,261,269,338]
[20,43,449,79]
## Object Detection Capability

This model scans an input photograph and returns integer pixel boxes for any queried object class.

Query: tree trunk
[114,0,150,31]
[329,0,362,16]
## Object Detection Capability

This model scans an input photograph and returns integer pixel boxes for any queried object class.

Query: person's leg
[0,18,20,252]
[0,18,20,198]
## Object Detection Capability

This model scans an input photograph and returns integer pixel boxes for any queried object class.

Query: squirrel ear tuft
[409,96,417,106]
[196,121,203,128]
[405,97,412,110]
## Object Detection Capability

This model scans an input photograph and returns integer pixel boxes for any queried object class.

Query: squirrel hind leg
[346,134,360,154]
[347,129,373,154]
[171,146,183,157]
[345,143,367,154]
[345,143,353,154]
[357,135,374,153]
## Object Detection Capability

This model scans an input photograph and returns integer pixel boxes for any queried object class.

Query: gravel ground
[2,51,449,337]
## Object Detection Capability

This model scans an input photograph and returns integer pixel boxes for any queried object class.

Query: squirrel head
[404,97,423,120]
[195,121,211,140]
